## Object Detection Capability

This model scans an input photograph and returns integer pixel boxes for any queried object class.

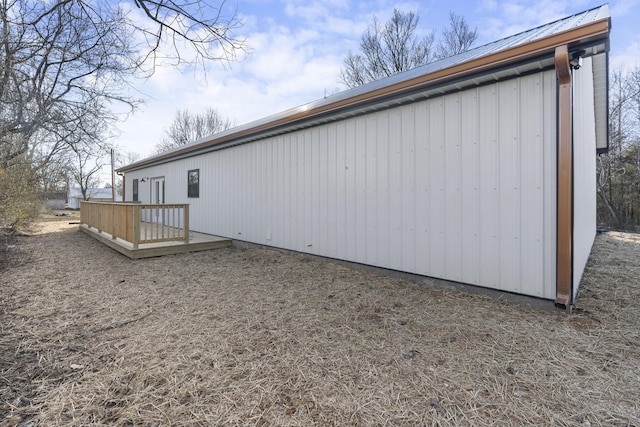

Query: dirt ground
[1,218,639,426]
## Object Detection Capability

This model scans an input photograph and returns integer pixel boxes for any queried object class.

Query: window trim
[132,179,139,202]
[188,169,199,198]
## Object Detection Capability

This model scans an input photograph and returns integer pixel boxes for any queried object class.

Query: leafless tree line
[154,107,234,154]
[0,0,245,229]
[341,10,477,88]
[598,67,640,230]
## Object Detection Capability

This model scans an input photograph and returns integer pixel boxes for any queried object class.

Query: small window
[132,179,139,202]
[188,169,199,198]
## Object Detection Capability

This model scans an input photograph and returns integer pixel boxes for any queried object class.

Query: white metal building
[67,187,115,210]
[118,5,611,307]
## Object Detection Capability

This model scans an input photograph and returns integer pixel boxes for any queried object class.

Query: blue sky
[114,0,640,163]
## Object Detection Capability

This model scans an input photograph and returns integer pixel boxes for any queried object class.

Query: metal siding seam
[334,125,341,256]
[262,141,268,244]
[269,139,275,243]
[290,136,295,248]
[344,121,354,260]
[498,80,520,292]
[308,130,316,252]
[299,132,305,251]
[304,130,313,250]
[444,93,462,281]
[344,123,351,260]
[242,145,250,240]
[401,104,417,273]
[272,138,279,244]
[279,137,284,244]
[285,134,293,250]
[429,98,446,279]
[328,123,339,258]
[478,84,499,287]
[252,140,259,243]
[319,126,329,256]
[389,109,403,270]
[366,115,378,265]
[354,117,367,263]
[336,123,343,258]
[519,73,545,297]
[251,144,257,241]
[296,132,304,251]
[240,146,246,238]
[415,100,430,275]
[266,140,273,244]
[377,110,391,268]
[224,150,232,236]
[314,128,322,254]
[245,144,252,240]
[277,137,284,246]
[460,88,481,285]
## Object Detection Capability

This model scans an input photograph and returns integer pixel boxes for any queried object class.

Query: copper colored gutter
[554,45,572,307]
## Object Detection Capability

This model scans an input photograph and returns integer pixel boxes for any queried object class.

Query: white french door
[150,177,165,204]
[149,177,165,225]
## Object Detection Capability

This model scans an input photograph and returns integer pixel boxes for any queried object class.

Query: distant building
[67,187,115,210]
[43,191,67,210]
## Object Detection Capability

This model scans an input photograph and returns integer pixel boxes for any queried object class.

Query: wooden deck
[79,223,232,259]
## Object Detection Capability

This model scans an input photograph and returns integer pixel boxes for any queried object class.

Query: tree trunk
[598,188,622,229]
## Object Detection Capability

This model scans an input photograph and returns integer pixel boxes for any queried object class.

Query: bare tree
[340,9,478,88]
[113,150,141,199]
[340,9,435,88]
[129,0,246,69]
[1,0,246,228]
[116,151,142,168]
[66,147,108,202]
[435,12,478,59]
[1,0,246,167]
[155,108,234,153]
[596,66,640,230]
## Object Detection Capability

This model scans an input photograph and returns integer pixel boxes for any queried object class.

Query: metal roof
[119,4,611,172]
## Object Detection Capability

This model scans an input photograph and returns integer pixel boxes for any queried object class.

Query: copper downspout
[555,45,573,307]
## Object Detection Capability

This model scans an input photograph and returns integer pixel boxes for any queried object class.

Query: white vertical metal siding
[572,57,598,299]
[124,70,558,299]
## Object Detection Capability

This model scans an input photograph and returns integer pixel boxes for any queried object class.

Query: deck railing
[80,201,190,249]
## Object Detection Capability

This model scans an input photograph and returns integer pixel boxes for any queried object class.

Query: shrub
[0,162,42,233]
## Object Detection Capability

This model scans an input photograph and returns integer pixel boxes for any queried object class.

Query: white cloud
[611,39,640,73]
[282,0,350,22]
[115,2,355,158]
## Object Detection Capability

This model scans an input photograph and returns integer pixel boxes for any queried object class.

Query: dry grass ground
[1,219,639,426]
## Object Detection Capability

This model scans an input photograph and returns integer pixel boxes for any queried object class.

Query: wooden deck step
[79,224,232,259]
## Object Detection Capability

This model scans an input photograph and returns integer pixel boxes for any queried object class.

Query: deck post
[184,205,190,245]
[96,202,101,233]
[133,204,140,250]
